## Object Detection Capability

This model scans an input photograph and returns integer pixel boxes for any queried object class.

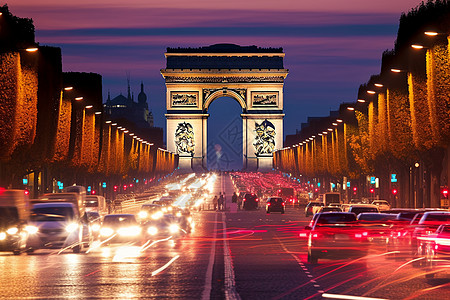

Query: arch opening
[207,96,243,171]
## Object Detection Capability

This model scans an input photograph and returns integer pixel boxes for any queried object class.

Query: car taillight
[312,233,320,238]
[267,203,271,206]
[243,198,246,202]
[282,202,285,206]
[435,244,439,251]
[355,232,368,238]
[256,198,259,202]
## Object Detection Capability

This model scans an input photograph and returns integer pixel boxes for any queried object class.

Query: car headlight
[138,211,148,219]
[100,227,114,237]
[151,211,163,220]
[169,224,179,234]
[6,227,18,235]
[66,223,79,233]
[187,217,193,223]
[25,225,39,234]
[118,226,142,237]
[176,212,182,217]
[91,224,100,232]
[0,232,6,240]
[147,226,158,235]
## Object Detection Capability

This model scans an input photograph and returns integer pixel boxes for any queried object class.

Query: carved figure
[253,119,276,155]
[175,122,195,155]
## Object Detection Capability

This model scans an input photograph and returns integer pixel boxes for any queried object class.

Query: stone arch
[203,88,247,112]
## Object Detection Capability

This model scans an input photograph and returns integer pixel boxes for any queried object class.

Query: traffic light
[114,185,118,192]
[370,188,375,194]
[353,187,357,192]
[442,187,449,199]
[392,188,398,195]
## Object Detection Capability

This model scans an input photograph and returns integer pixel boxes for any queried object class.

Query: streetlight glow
[367,90,376,95]
[64,87,73,91]
[105,120,111,124]
[347,107,355,111]
[425,31,439,36]
[75,97,83,101]
[332,122,338,126]
[25,47,38,52]
[391,68,402,73]
[94,111,101,115]
[411,44,424,49]
[85,105,93,109]
[336,119,343,123]
[357,99,366,103]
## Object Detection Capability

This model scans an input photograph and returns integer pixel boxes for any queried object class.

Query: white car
[371,200,391,211]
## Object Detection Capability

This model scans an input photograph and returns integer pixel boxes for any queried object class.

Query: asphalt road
[0,173,448,299]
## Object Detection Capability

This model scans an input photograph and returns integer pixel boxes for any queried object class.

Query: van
[0,189,30,255]
[85,195,107,216]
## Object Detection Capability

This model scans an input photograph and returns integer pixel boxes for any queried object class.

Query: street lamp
[357,99,366,103]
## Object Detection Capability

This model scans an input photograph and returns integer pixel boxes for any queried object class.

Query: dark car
[304,212,369,263]
[266,197,285,214]
[242,193,259,210]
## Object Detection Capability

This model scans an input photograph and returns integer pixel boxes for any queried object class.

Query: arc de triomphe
[161,44,288,171]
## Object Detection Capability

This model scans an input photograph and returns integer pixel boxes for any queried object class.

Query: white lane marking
[202,213,218,300]
[322,293,388,300]
[223,213,241,300]
[151,255,180,276]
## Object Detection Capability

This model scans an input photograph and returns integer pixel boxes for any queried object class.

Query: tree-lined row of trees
[0,5,178,197]
[275,0,450,207]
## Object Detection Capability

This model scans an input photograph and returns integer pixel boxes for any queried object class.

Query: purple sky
[9,0,423,137]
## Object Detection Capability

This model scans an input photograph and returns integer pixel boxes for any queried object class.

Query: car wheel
[73,245,81,253]
[266,210,270,214]
[307,249,318,264]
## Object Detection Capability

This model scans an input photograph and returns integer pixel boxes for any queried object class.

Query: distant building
[104,80,163,147]
[104,80,154,127]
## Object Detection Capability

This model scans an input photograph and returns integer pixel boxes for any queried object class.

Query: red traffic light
[442,188,449,198]
[314,188,319,192]
[370,188,375,193]
[392,189,398,195]
[353,187,357,192]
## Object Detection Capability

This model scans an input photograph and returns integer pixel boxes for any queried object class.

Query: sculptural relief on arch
[161,44,288,171]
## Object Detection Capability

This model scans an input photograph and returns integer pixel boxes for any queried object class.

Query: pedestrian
[237,197,242,210]
[213,195,218,210]
[223,192,227,211]
[232,192,237,203]
[218,194,224,210]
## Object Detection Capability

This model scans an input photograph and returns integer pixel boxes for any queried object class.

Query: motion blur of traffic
[0,173,219,256]
[1,170,450,287]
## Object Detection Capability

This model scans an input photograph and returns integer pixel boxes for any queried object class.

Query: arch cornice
[203,88,247,112]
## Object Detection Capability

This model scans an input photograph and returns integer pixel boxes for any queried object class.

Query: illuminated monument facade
[161,44,288,171]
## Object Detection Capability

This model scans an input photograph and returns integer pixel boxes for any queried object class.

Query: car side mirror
[304,226,312,231]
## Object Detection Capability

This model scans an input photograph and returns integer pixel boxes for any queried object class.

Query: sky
[8,0,423,139]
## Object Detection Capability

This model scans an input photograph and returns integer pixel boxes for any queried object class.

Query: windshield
[358,214,397,221]
[0,207,20,226]
[30,207,75,221]
[316,213,357,225]
[103,215,137,226]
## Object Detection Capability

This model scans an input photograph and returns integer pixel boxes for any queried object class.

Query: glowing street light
[425,31,439,36]
[64,86,73,91]
[374,83,383,87]
[347,107,355,111]
[411,44,424,49]
[390,68,402,73]
[357,99,366,103]
[85,105,93,109]
[25,47,38,52]
[75,97,83,101]
[367,90,376,95]
[336,119,343,123]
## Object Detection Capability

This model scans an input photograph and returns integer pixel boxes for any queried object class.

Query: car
[328,203,341,208]
[266,197,285,214]
[371,200,391,211]
[86,211,101,239]
[138,204,163,222]
[319,206,342,213]
[99,214,142,244]
[357,213,397,244]
[413,212,450,259]
[418,224,450,278]
[242,193,259,210]
[304,212,369,263]
[348,204,379,216]
[144,213,189,238]
[305,201,324,217]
